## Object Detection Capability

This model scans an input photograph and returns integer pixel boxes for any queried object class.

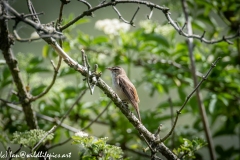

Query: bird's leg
[121,100,129,106]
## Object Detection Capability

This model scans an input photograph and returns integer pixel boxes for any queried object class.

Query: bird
[106,66,141,122]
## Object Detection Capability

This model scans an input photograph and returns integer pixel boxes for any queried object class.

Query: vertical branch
[168,96,175,149]
[181,0,216,160]
[0,1,38,129]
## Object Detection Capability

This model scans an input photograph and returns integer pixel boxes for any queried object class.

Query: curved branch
[60,0,239,44]
[60,0,167,31]
[30,58,61,101]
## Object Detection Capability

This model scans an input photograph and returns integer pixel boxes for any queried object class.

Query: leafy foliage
[173,138,207,159]
[0,0,239,159]
[72,134,124,160]
[11,129,54,149]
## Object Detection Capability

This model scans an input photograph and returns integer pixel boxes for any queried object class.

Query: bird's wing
[118,76,141,122]
[118,76,140,104]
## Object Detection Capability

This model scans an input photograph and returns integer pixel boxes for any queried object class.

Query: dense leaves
[0,0,239,160]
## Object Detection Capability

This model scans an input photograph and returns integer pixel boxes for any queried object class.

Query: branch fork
[81,49,101,95]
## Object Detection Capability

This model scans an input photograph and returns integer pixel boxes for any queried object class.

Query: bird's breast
[112,78,128,101]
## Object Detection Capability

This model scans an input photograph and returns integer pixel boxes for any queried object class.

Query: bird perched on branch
[107,66,141,122]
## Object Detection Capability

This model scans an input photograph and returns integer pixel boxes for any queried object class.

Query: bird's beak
[106,67,112,70]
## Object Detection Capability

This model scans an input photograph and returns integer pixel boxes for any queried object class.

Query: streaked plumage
[107,66,141,122]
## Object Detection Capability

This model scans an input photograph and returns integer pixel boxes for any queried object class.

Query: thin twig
[200,31,206,42]
[112,5,133,25]
[181,22,187,30]
[26,0,40,23]
[15,0,236,44]
[160,57,221,142]
[99,0,106,5]
[13,30,64,42]
[82,101,112,131]
[13,144,23,154]
[58,89,87,126]
[81,49,93,94]
[48,138,71,150]
[24,12,44,18]
[30,57,61,101]
[125,146,151,158]
[78,0,92,10]
[0,98,19,104]
[32,125,57,152]
[3,2,63,37]
[6,102,79,132]
[154,124,162,139]
[141,133,155,153]
[77,0,93,16]
[222,36,233,44]
[129,6,140,26]
[168,96,175,149]
[77,115,109,125]
[147,7,153,19]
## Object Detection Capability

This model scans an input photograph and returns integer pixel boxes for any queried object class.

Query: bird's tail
[133,103,141,122]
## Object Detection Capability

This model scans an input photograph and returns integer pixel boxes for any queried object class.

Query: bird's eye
[113,68,119,71]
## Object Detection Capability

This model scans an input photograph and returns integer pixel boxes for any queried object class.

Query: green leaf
[92,36,108,44]
[177,87,186,101]
[209,94,217,113]
[141,33,169,48]
[42,45,50,58]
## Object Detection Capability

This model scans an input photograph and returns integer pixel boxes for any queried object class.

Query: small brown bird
[106,66,141,122]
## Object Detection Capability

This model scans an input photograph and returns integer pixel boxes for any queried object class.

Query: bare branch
[78,0,92,10]
[26,0,40,23]
[59,0,239,44]
[6,102,79,132]
[160,57,221,142]
[3,2,63,38]
[32,125,57,152]
[154,124,163,139]
[222,36,233,44]
[129,6,140,26]
[181,22,187,31]
[168,96,175,149]
[0,2,38,129]
[112,5,133,26]
[147,7,153,19]
[48,138,71,150]
[201,31,206,42]
[0,98,19,104]
[13,144,23,155]
[77,0,93,16]
[81,49,94,94]
[99,0,106,5]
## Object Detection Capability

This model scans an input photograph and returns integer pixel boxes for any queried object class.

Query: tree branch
[6,102,80,133]
[1,3,179,156]
[59,0,239,43]
[32,125,57,152]
[160,57,221,142]
[0,1,38,129]
[181,1,216,160]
